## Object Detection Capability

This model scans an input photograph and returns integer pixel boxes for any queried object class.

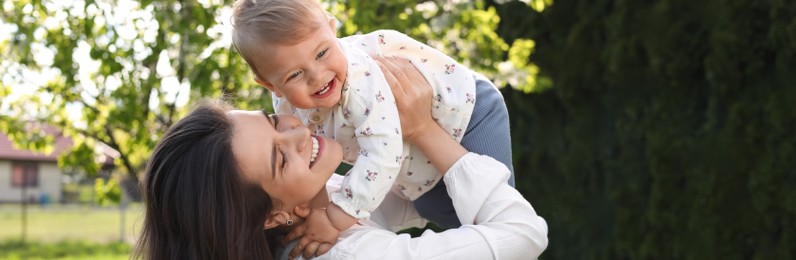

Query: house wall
[0,160,62,203]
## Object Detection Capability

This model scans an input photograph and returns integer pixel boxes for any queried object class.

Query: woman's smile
[309,135,324,168]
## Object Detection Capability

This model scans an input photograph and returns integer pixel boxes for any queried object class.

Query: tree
[1,0,546,185]
[1,0,268,182]
[505,0,796,258]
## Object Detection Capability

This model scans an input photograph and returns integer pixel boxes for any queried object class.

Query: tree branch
[102,125,138,180]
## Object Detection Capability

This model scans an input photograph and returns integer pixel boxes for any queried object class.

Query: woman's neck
[286,186,331,228]
[309,186,330,209]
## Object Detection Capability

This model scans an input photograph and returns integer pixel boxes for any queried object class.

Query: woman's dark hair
[133,101,285,259]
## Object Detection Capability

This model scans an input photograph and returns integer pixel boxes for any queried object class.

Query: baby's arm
[286,207,340,260]
[326,202,357,231]
[294,199,358,246]
[300,207,340,242]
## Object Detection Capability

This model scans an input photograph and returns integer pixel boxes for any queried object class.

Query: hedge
[498,0,796,259]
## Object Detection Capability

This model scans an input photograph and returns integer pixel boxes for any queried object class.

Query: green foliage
[330,0,543,89]
[503,0,796,258]
[0,0,548,204]
[61,183,96,204]
[58,141,101,177]
[0,0,264,183]
[0,119,55,154]
[0,239,130,259]
[94,178,122,206]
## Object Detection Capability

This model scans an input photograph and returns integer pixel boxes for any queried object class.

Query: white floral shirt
[272,30,476,218]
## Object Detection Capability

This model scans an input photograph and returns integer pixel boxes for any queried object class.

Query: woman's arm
[374,56,467,174]
[311,57,548,259]
[317,152,548,259]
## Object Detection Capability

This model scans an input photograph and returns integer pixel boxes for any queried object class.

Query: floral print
[270,30,476,219]
[444,64,456,74]
[366,170,378,181]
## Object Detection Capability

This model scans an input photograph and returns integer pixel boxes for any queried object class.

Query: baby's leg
[458,73,515,183]
[413,73,515,229]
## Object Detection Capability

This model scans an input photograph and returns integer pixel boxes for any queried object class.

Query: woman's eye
[271,114,280,127]
[316,49,328,59]
[280,150,288,170]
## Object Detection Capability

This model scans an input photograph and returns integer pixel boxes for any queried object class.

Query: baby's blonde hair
[231,0,325,81]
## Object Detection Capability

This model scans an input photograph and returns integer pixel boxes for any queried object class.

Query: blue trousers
[412,73,515,229]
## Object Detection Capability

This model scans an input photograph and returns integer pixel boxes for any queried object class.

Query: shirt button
[311,114,322,123]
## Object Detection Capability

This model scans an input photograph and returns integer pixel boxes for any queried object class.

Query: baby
[232,0,514,246]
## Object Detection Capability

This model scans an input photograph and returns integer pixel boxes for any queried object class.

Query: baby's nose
[308,69,324,87]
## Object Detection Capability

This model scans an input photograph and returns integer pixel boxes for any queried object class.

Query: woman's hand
[373,56,434,143]
[375,56,467,175]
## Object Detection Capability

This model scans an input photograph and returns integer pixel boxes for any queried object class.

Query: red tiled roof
[0,124,73,162]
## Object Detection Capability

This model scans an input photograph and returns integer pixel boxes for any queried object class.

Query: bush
[500,0,796,259]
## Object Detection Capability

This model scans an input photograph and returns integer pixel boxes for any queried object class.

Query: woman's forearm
[373,55,467,175]
[407,122,467,175]
[316,153,548,259]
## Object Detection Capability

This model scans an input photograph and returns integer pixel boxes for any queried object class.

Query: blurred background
[1,0,794,259]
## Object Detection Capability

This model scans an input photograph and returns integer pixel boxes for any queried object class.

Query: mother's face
[227,110,342,209]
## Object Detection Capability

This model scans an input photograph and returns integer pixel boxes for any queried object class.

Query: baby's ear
[255,77,284,98]
[325,12,337,32]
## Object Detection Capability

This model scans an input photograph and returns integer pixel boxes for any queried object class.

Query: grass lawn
[0,203,142,257]
[0,239,131,260]
[0,203,143,243]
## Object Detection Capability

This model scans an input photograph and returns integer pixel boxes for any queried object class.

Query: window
[12,162,38,187]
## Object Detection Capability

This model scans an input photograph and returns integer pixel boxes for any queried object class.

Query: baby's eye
[316,48,328,59]
[287,71,301,81]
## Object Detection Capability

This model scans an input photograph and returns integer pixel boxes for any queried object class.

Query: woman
[133,57,548,259]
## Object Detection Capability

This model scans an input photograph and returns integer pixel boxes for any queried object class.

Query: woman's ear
[254,76,284,98]
[264,210,291,230]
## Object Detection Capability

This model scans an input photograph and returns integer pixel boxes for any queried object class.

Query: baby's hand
[288,208,339,259]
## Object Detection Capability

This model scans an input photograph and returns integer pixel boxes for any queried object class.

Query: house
[0,125,116,203]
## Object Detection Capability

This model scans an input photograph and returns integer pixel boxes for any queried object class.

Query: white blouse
[310,153,549,259]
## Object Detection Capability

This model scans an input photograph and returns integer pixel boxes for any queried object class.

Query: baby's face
[257,14,347,109]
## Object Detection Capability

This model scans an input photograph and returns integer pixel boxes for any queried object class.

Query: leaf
[94,178,122,206]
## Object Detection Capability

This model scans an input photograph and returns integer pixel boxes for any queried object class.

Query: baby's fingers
[288,239,304,260]
[284,224,306,244]
[316,243,333,257]
[301,241,323,259]
[289,237,314,260]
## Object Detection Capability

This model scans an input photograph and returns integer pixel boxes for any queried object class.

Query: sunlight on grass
[0,239,130,259]
[0,204,143,244]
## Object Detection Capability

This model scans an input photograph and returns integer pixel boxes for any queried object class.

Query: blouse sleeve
[329,56,405,219]
[317,153,549,260]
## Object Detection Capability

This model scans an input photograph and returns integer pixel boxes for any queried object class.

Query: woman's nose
[286,127,311,152]
[276,114,303,131]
